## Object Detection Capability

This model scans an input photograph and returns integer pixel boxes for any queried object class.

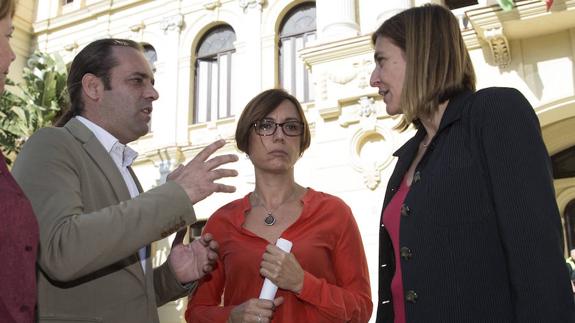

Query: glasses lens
[283,121,303,136]
[255,119,276,136]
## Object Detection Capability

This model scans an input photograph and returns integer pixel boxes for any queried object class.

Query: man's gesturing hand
[168,139,238,204]
[169,230,219,284]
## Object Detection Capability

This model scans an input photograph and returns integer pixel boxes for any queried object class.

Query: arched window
[279,2,316,103]
[552,146,575,251]
[552,146,575,179]
[194,25,236,124]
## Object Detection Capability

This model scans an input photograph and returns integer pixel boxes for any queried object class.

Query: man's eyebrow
[130,72,151,79]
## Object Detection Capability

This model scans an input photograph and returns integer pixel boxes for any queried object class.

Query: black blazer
[376,88,575,323]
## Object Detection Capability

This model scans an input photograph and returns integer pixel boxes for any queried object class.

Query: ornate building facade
[8,0,575,321]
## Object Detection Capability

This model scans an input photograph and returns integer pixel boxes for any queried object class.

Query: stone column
[375,0,411,26]
[359,0,411,33]
[316,0,359,42]
[235,0,264,109]
[151,14,184,147]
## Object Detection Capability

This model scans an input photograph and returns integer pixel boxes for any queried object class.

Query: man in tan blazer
[12,38,238,323]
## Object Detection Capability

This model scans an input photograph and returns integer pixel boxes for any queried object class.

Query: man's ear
[82,73,103,101]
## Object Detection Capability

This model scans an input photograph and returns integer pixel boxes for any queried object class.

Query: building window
[552,146,575,179]
[279,2,316,103]
[194,25,236,124]
[445,0,478,9]
[551,146,575,252]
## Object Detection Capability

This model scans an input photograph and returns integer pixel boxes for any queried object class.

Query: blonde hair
[371,4,476,130]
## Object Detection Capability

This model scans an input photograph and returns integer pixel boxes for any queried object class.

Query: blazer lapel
[64,119,147,286]
[64,118,131,202]
[127,166,153,285]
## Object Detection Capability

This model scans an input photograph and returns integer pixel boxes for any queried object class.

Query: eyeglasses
[253,118,304,137]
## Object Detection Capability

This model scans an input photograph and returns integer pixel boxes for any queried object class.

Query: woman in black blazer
[369,4,575,323]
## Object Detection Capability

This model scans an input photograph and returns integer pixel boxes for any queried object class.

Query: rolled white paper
[259,238,293,300]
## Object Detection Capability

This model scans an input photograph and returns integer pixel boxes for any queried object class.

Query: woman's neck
[419,100,449,145]
[253,172,299,207]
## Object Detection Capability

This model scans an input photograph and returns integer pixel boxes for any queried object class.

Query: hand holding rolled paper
[260,238,304,300]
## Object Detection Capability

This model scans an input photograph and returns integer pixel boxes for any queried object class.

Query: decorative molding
[63,42,78,51]
[465,0,575,66]
[129,22,145,33]
[161,14,184,34]
[203,0,221,10]
[337,96,388,128]
[484,26,511,67]
[238,0,266,12]
[300,35,373,69]
[317,59,373,106]
[349,125,395,190]
[144,147,185,186]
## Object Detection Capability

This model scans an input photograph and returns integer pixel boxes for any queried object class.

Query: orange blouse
[185,188,372,323]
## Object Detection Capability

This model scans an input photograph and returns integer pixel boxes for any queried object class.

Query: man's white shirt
[76,116,147,272]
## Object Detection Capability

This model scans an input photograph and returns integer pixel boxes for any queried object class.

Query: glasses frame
[252,119,304,137]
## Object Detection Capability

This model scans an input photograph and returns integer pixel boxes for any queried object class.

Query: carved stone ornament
[349,126,395,190]
[484,26,511,67]
[63,42,78,51]
[203,0,221,10]
[129,22,145,33]
[238,0,266,11]
[161,14,184,33]
[320,59,373,101]
[337,96,390,129]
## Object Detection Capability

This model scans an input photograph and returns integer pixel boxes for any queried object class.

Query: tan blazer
[12,119,197,323]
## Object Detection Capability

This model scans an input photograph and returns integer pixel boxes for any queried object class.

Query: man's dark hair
[55,38,143,126]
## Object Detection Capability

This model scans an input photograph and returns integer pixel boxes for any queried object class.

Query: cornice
[466,0,575,67]
[33,0,149,34]
[299,35,373,70]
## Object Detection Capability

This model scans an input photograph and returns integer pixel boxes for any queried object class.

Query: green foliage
[0,51,69,164]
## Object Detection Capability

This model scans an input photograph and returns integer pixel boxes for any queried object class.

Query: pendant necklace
[253,189,297,226]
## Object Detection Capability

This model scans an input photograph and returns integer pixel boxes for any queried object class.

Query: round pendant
[264,213,276,226]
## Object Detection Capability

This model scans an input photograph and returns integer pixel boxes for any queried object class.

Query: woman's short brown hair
[235,89,311,155]
[0,0,16,20]
[371,4,476,130]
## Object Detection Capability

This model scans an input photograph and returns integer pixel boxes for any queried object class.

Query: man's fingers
[193,139,226,162]
[214,183,237,193]
[205,154,239,170]
[209,169,238,181]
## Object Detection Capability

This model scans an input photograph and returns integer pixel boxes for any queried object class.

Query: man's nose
[369,68,380,88]
[146,84,159,100]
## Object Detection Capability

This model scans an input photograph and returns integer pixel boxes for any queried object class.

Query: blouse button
[405,290,418,303]
[20,305,29,312]
[25,245,33,252]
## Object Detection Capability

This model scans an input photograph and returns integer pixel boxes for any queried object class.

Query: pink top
[382,178,410,323]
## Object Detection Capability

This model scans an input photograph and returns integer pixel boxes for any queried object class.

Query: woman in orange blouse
[185,89,372,323]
